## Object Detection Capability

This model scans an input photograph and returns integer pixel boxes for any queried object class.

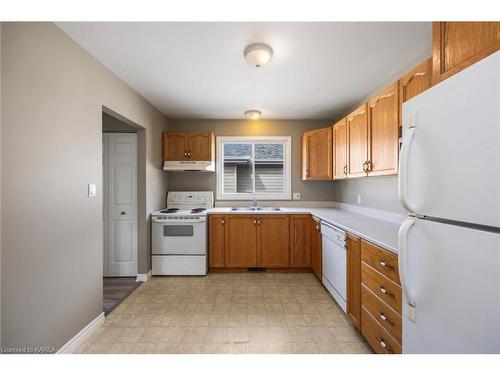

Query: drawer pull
[380,286,395,298]
[379,312,394,325]
[378,337,394,353]
[379,260,394,269]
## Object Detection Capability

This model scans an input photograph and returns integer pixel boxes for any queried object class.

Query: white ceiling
[57,22,432,120]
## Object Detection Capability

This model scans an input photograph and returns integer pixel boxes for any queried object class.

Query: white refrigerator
[398,51,500,353]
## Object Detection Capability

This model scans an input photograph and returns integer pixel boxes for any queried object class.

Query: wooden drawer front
[361,308,402,354]
[361,240,400,284]
[361,263,402,313]
[361,285,401,343]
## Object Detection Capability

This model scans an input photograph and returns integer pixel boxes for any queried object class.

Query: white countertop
[207,206,402,254]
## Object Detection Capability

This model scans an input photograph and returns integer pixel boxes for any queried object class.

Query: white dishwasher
[321,221,347,312]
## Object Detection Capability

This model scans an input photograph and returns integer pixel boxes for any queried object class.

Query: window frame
[216,136,292,200]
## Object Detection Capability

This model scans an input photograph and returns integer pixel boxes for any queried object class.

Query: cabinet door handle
[253,219,257,225]
[257,219,261,225]
[187,150,191,157]
[366,160,372,172]
[306,169,310,178]
[379,312,394,325]
[120,211,126,215]
[380,286,395,298]
[184,151,187,157]
[379,260,394,269]
[343,165,347,175]
[221,219,224,225]
[378,337,394,353]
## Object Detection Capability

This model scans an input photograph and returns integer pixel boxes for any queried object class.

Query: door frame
[102,107,146,279]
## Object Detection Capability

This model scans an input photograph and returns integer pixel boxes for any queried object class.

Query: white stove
[151,191,213,276]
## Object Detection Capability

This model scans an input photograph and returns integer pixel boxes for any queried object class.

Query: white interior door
[107,133,138,277]
[103,133,110,276]
[400,218,500,353]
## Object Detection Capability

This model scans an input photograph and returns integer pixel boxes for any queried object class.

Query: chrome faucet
[251,197,258,208]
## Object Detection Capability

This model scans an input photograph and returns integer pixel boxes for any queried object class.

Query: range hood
[163,160,215,172]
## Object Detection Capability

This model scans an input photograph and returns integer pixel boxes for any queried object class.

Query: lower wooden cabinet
[310,216,322,280]
[361,284,402,343]
[224,215,257,267]
[361,307,402,354]
[346,234,361,330]
[360,239,402,354]
[208,215,225,268]
[257,215,290,267]
[290,215,311,267]
[213,215,290,268]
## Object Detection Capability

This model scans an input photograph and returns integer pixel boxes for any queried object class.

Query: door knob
[121,211,126,215]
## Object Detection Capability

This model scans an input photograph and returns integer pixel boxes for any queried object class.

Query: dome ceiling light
[244,110,262,120]
[243,43,273,68]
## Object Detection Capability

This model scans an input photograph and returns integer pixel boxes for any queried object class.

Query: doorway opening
[102,110,144,315]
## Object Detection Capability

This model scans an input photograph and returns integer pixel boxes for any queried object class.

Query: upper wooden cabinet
[367,82,399,176]
[347,104,369,178]
[432,22,500,83]
[302,127,333,180]
[399,58,432,108]
[332,118,348,180]
[163,131,214,161]
[164,132,188,160]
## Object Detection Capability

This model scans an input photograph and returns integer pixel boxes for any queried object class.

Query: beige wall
[332,176,403,213]
[1,23,168,350]
[167,119,335,202]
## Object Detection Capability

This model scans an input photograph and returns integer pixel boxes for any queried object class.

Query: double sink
[230,206,283,212]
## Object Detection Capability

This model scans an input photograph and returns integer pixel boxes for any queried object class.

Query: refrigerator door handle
[398,121,416,213]
[398,218,416,321]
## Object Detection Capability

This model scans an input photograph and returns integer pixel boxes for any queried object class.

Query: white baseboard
[57,312,105,354]
[136,270,152,282]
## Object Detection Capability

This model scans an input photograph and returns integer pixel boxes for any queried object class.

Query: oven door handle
[152,217,207,223]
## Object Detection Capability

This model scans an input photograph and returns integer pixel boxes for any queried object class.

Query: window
[216,136,291,200]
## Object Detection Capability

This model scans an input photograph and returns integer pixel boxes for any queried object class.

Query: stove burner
[160,208,179,213]
[191,208,207,213]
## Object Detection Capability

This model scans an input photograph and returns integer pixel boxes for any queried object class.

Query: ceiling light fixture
[244,110,262,120]
[244,43,273,68]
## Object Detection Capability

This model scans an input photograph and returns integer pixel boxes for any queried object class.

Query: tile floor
[76,272,373,354]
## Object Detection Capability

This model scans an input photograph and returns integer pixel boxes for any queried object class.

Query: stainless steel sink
[230,207,283,212]
[258,207,283,212]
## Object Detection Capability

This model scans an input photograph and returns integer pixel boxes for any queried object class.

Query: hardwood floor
[103,277,141,316]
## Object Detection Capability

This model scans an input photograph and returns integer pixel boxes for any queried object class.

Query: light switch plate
[88,184,97,198]
[293,192,301,200]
